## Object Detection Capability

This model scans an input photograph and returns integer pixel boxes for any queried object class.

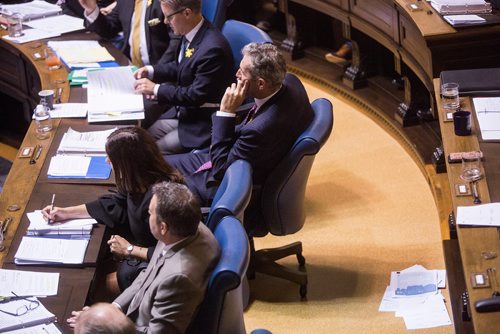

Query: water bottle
[34,104,52,140]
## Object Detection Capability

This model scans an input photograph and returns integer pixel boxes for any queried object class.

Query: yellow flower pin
[185,48,194,58]
[147,0,152,7]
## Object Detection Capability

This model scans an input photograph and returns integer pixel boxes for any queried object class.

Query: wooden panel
[350,0,398,40]
[291,0,349,22]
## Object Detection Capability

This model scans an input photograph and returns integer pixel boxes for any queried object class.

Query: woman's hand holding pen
[41,205,69,223]
[108,235,130,258]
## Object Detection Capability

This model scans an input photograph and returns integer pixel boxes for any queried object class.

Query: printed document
[472,97,500,140]
[456,202,500,226]
[57,127,116,155]
[49,103,88,118]
[26,210,95,236]
[0,298,56,332]
[14,237,89,265]
[0,269,59,297]
[25,15,84,35]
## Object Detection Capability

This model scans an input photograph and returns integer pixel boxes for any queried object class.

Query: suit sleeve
[113,263,149,310]
[86,8,123,39]
[155,46,228,106]
[137,274,204,334]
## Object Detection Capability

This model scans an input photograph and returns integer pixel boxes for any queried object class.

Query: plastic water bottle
[34,104,52,140]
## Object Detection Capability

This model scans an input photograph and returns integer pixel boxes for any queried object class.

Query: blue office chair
[188,216,250,334]
[221,19,272,74]
[246,98,334,298]
[204,160,253,231]
[202,0,233,30]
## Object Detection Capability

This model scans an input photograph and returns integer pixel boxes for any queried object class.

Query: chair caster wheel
[300,285,307,299]
[297,253,306,267]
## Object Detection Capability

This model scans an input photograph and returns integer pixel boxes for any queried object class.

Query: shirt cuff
[112,302,123,311]
[85,7,99,23]
[146,65,154,79]
[154,84,160,97]
[216,111,236,117]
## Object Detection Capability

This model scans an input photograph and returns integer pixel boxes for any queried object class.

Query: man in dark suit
[134,0,233,154]
[68,182,220,333]
[78,0,178,66]
[167,43,314,205]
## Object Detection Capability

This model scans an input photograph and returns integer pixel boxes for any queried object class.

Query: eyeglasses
[0,292,40,317]
[165,7,186,22]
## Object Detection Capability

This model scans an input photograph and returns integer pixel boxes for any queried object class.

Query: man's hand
[67,306,90,328]
[107,235,131,258]
[133,67,150,79]
[220,80,249,114]
[78,0,98,15]
[134,78,156,99]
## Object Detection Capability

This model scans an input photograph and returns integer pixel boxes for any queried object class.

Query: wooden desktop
[435,79,500,334]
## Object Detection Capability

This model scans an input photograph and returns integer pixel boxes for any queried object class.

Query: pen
[56,87,63,103]
[48,194,55,225]
[2,217,12,234]
[34,145,43,161]
[29,145,39,165]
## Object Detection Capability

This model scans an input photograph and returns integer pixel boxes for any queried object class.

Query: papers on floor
[430,0,491,15]
[26,210,96,237]
[0,0,61,21]
[379,265,451,330]
[47,155,111,179]
[472,97,500,140]
[456,202,500,226]
[0,297,56,333]
[87,67,144,122]
[57,127,116,155]
[14,237,89,265]
[49,103,87,118]
[0,269,59,297]
[444,14,485,26]
[48,40,118,70]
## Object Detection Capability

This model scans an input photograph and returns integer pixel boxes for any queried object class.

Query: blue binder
[48,156,112,179]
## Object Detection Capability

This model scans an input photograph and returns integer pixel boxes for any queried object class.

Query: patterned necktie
[194,160,212,174]
[131,0,144,67]
[244,104,258,124]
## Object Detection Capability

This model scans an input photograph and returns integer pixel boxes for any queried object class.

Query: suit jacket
[85,0,178,65]
[114,223,220,334]
[167,74,314,204]
[152,20,233,150]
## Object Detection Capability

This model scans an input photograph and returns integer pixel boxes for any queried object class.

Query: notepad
[47,155,112,179]
[57,127,116,155]
[14,237,89,265]
[0,298,56,332]
[26,210,96,236]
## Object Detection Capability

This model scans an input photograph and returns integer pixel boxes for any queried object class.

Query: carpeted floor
[243,79,452,334]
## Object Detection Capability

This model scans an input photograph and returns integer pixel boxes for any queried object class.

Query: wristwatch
[126,244,134,259]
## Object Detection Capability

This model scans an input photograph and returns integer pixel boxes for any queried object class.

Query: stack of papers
[47,155,111,179]
[0,298,57,332]
[379,265,451,330]
[456,202,500,226]
[0,269,59,297]
[48,40,118,70]
[57,127,116,155]
[472,97,500,140]
[444,14,486,26]
[0,0,61,20]
[431,0,492,15]
[26,210,96,237]
[14,237,89,265]
[49,103,88,119]
[87,67,145,123]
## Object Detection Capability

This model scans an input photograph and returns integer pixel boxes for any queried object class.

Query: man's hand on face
[220,79,249,114]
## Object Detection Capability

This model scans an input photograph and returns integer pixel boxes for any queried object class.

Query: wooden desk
[0,31,129,333]
[435,78,500,334]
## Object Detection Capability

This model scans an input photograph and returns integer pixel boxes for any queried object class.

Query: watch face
[127,245,133,252]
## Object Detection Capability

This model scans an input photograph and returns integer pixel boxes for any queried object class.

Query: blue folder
[48,156,112,179]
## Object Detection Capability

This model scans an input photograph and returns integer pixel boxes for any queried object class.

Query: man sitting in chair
[167,42,313,206]
[68,182,220,333]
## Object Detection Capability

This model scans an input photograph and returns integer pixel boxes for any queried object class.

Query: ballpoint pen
[34,145,43,161]
[48,194,55,225]
[29,145,39,165]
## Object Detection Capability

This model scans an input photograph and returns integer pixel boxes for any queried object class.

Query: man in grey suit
[68,182,220,333]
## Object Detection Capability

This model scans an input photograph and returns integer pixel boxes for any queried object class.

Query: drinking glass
[44,47,61,70]
[460,151,482,181]
[441,82,460,110]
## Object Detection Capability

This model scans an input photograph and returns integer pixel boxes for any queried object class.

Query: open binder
[430,0,492,15]
[47,155,112,179]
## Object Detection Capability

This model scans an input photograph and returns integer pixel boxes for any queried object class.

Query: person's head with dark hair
[159,0,202,36]
[149,181,201,240]
[105,127,183,194]
[74,303,135,334]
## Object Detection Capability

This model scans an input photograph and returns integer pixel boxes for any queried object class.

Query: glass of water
[441,82,460,110]
[460,151,482,181]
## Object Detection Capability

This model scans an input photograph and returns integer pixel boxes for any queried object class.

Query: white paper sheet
[47,155,91,177]
[24,15,84,35]
[0,269,59,297]
[49,103,87,118]
[456,202,500,226]
[14,237,89,265]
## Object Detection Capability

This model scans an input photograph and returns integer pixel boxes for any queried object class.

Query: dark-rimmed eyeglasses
[0,292,40,317]
[165,7,186,22]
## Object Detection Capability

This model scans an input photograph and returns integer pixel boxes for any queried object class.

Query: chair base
[249,239,308,299]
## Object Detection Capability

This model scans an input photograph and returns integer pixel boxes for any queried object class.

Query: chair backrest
[261,98,334,236]
[206,160,253,231]
[202,0,231,30]
[221,19,272,74]
[188,216,249,334]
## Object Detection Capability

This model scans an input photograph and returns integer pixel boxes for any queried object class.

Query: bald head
[75,303,135,334]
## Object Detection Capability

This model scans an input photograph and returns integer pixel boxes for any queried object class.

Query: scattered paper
[49,103,88,118]
[0,269,59,297]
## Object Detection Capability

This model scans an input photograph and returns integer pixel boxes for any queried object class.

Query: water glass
[441,82,460,110]
[461,152,482,181]
[8,12,23,38]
